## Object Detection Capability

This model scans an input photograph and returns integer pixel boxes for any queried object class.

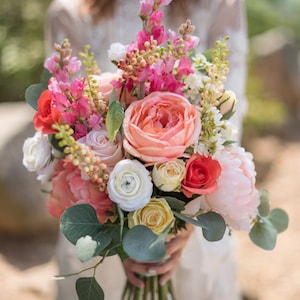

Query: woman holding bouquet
[45,0,248,299]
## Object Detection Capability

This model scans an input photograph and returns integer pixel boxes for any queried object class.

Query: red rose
[33,89,61,134]
[181,154,221,198]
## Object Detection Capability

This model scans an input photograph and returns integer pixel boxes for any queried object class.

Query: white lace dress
[45,1,248,299]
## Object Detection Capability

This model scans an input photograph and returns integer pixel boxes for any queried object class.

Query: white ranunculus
[152,159,186,192]
[107,159,153,211]
[108,42,127,62]
[22,131,52,172]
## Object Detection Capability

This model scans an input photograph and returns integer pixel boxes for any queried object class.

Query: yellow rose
[128,198,175,234]
[152,159,186,192]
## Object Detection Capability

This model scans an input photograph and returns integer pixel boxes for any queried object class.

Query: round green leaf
[123,225,166,263]
[249,221,277,250]
[268,208,289,234]
[40,68,52,88]
[76,277,104,300]
[258,189,271,217]
[25,83,45,110]
[198,212,226,242]
[60,204,102,244]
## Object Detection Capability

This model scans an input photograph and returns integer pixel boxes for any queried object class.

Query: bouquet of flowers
[22,0,288,299]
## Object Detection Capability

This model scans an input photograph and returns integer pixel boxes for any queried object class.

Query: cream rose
[78,127,123,169]
[22,131,52,172]
[152,159,186,192]
[128,197,175,234]
[218,90,237,116]
[107,159,153,211]
[123,91,201,164]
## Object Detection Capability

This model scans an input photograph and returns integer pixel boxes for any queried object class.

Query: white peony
[107,159,153,211]
[22,131,52,172]
[152,159,186,192]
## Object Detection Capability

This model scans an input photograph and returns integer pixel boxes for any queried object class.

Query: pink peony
[123,91,201,164]
[47,160,115,224]
[200,146,260,231]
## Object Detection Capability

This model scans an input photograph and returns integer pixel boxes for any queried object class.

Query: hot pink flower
[200,146,260,231]
[123,91,201,164]
[47,160,115,224]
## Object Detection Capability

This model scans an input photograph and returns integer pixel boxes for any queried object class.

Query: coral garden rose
[78,127,123,169]
[181,154,221,198]
[200,145,260,231]
[123,91,201,164]
[107,159,153,211]
[152,159,186,192]
[33,89,61,134]
[47,160,115,224]
[93,72,121,102]
[93,72,136,106]
[128,197,175,235]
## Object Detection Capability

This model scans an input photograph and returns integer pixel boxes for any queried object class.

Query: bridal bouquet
[22,0,288,299]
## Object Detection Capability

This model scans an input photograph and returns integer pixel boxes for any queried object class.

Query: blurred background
[0,0,299,299]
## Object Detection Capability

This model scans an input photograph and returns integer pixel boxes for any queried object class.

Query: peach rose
[93,72,136,106]
[123,91,201,164]
[93,72,120,102]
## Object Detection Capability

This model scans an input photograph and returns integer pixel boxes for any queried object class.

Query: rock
[0,102,58,236]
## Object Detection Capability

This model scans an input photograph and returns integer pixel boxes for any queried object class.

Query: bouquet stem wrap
[122,275,175,300]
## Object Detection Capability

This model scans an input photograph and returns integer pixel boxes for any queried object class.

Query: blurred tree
[0,0,51,102]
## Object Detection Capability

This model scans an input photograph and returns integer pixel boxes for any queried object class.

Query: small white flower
[107,159,153,211]
[22,131,52,172]
[76,235,98,262]
[108,43,127,62]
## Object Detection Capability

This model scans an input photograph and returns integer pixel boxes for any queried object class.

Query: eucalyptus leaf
[258,189,271,217]
[40,68,52,88]
[163,196,185,212]
[106,101,124,143]
[25,83,45,110]
[268,208,289,234]
[197,212,226,241]
[76,277,104,300]
[249,220,277,250]
[60,204,102,244]
[123,225,166,262]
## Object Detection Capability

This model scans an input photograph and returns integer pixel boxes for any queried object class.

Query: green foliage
[76,277,104,300]
[173,210,226,242]
[106,97,124,143]
[249,190,289,250]
[123,225,167,263]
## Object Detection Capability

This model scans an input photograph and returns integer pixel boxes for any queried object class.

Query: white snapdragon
[108,42,127,62]
[22,131,52,172]
[107,159,153,211]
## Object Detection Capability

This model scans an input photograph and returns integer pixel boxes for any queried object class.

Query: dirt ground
[0,121,299,300]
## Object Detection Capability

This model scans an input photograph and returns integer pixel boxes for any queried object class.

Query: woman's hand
[122,223,194,288]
